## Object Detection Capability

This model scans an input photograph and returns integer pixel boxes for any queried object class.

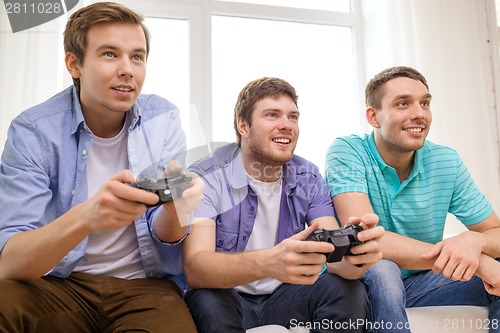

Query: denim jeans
[185,274,369,333]
[362,259,500,333]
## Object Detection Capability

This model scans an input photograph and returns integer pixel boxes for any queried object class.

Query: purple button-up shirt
[189,143,335,253]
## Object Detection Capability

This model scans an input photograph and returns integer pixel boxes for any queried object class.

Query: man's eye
[132,55,143,61]
[104,52,114,57]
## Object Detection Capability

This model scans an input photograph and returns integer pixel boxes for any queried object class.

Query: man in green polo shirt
[325,66,500,333]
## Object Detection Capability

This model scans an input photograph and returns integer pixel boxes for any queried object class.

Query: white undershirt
[235,173,282,295]
[74,114,146,279]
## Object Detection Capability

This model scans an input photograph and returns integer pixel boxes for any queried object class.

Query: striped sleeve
[324,136,369,198]
[448,154,493,225]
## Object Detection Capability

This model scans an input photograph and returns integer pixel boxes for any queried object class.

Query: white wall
[360,0,500,224]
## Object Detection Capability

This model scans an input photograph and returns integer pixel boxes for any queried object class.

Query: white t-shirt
[74,114,146,279]
[235,173,283,294]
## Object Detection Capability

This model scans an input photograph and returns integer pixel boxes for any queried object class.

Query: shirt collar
[409,145,423,179]
[367,131,423,179]
[70,87,85,135]
[228,148,248,190]
[367,131,390,172]
[70,87,142,134]
[227,145,298,193]
[129,97,142,129]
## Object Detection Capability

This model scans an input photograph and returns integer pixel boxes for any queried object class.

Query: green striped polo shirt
[324,132,493,278]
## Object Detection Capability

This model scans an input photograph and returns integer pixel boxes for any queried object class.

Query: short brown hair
[63,2,150,92]
[234,77,298,145]
[365,66,429,109]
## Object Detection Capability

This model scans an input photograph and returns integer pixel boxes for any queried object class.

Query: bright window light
[142,17,191,142]
[212,15,359,174]
[216,0,351,12]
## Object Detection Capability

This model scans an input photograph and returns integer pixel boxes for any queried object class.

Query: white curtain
[361,0,500,211]
[0,6,72,155]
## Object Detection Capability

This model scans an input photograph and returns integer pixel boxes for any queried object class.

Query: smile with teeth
[404,128,423,133]
[273,138,290,144]
[114,87,132,92]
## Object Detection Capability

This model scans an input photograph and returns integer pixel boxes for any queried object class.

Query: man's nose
[118,58,134,77]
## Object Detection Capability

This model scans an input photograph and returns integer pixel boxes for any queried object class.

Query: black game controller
[306,224,363,262]
[130,172,193,207]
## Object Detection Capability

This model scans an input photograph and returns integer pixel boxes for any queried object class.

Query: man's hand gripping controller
[306,224,363,262]
[130,172,193,207]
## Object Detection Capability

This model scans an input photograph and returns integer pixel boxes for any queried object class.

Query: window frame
[116,0,365,143]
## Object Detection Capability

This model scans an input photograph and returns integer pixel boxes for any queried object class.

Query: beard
[246,140,295,168]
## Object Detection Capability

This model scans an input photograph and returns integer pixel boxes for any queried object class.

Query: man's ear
[365,107,380,128]
[65,52,81,79]
[237,117,250,139]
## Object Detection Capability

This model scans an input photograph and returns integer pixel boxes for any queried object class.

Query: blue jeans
[362,259,500,333]
[185,274,369,333]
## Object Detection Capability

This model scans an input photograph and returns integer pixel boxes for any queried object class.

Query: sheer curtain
[360,0,500,212]
[0,9,71,156]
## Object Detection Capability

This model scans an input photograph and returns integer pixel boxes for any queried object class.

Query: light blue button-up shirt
[189,143,335,254]
[0,86,188,287]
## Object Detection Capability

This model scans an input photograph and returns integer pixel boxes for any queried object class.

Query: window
[137,0,362,174]
[215,0,351,12]
[142,17,191,144]
[212,15,358,172]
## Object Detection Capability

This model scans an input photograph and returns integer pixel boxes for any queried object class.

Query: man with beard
[182,77,384,333]
[325,66,500,333]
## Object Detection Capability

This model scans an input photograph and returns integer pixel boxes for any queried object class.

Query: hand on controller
[129,172,193,207]
[306,224,363,262]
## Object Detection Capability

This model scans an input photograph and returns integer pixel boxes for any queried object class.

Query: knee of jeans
[318,275,367,303]
[186,288,241,315]
[362,260,405,298]
[315,275,369,319]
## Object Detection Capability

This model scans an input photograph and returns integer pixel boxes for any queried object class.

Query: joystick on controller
[306,224,363,262]
[130,172,193,207]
